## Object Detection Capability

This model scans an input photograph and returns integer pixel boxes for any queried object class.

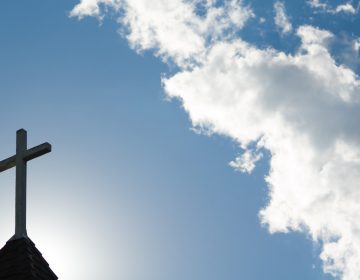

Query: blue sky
[1,1,360,279]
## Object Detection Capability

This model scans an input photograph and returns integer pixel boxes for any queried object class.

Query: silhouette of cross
[0,129,51,240]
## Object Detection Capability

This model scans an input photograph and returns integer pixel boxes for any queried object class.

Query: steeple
[0,129,57,279]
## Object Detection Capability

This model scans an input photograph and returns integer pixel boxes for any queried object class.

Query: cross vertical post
[15,129,27,238]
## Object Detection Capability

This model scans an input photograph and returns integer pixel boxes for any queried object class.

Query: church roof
[0,237,58,280]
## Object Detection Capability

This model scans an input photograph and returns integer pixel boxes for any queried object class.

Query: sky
[0,0,360,279]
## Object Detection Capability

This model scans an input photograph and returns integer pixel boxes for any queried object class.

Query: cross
[0,129,51,240]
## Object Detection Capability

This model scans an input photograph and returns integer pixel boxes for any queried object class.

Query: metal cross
[0,129,51,240]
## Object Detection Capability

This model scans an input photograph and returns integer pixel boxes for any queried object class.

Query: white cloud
[274,1,292,34]
[119,0,206,66]
[335,3,357,14]
[70,0,122,19]
[307,0,358,14]
[163,26,360,279]
[297,24,333,47]
[307,0,328,10]
[230,150,263,173]
[354,39,360,52]
[70,0,254,66]
[71,1,360,279]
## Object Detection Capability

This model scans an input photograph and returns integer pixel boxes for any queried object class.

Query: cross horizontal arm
[24,143,52,162]
[0,155,16,173]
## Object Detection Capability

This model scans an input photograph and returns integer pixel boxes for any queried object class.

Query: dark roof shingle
[0,237,58,280]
